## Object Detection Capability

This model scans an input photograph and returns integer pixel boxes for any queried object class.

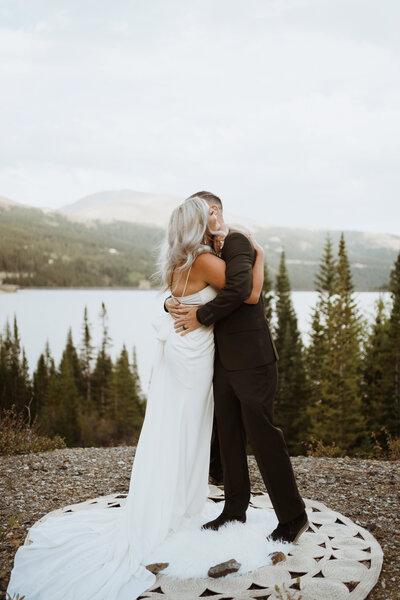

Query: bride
[6,195,265,600]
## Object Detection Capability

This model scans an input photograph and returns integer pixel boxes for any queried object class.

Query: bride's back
[170,254,211,298]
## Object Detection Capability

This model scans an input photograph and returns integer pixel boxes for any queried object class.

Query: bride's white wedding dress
[6,281,220,600]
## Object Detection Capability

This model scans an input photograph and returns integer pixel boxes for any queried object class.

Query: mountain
[0,195,18,208]
[60,189,259,231]
[60,190,181,227]
[58,189,400,290]
[0,190,399,290]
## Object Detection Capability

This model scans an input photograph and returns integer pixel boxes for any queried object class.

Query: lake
[0,289,391,394]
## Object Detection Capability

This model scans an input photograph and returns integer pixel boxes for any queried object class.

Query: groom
[165,191,308,544]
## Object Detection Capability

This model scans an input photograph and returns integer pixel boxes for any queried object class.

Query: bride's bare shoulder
[193,251,223,275]
[194,251,219,265]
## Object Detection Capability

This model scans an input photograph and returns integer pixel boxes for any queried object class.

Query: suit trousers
[212,355,306,524]
[209,415,223,481]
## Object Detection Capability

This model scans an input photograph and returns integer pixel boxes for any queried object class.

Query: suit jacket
[196,231,279,371]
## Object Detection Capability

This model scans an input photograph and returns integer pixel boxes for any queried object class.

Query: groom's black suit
[196,231,305,523]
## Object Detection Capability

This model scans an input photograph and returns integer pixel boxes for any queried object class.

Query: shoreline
[0,286,391,293]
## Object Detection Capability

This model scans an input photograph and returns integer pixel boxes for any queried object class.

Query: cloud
[0,0,399,234]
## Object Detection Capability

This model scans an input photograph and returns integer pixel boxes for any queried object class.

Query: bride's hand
[213,234,225,255]
[165,297,182,320]
[173,305,202,335]
[166,298,199,322]
[250,236,264,255]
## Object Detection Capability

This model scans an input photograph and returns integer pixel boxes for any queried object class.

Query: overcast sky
[0,0,399,234]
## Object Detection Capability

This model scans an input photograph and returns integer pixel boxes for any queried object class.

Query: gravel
[0,447,399,600]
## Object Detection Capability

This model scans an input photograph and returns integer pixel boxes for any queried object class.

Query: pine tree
[388,251,400,437]
[0,329,7,410]
[0,317,31,414]
[56,350,81,445]
[80,306,94,411]
[32,341,55,424]
[367,251,400,442]
[64,328,85,403]
[9,316,23,411]
[274,251,309,453]
[306,235,337,435]
[11,316,21,366]
[315,235,337,302]
[132,346,145,407]
[40,330,83,445]
[0,322,14,411]
[310,234,365,452]
[361,296,392,448]
[20,348,33,420]
[91,303,113,416]
[38,367,59,439]
[111,345,144,443]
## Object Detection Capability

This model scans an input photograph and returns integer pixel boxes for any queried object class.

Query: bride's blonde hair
[158,196,215,292]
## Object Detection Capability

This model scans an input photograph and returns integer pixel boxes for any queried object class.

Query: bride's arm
[196,252,226,289]
[197,247,264,305]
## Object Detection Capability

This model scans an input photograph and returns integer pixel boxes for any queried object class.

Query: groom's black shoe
[209,474,224,486]
[201,512,246,531]
[267,510,309,544]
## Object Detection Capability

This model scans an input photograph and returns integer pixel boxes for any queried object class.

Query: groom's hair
[187,191,223,213]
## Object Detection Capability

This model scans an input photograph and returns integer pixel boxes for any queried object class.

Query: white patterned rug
[24,485,383,600]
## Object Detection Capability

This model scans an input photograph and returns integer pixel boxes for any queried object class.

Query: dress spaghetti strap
[171,264,192,298]
[181,265,192,297]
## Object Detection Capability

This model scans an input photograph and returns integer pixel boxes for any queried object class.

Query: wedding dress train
[6,285,219,600]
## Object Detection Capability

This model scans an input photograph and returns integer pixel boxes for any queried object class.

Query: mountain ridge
[60,189,400,244]
[0,190,398,291]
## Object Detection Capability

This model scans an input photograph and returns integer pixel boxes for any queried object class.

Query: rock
[269,551,286,565]
[145,562,169,575]
[208,558,241,578]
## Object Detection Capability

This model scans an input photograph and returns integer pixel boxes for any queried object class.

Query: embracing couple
[6,191,308,600]
[161,191,308,539]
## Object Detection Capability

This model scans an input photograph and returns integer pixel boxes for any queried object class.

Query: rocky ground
[0,447,399,600]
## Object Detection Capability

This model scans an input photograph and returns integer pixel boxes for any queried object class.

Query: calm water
[0,289,391,393]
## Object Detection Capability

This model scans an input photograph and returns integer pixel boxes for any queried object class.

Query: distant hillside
[0,203,163,288]
[253,226,399,291]
[0,193,399,290]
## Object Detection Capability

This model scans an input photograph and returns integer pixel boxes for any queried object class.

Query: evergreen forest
[0,303,145,452]
[1,234,399,458]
